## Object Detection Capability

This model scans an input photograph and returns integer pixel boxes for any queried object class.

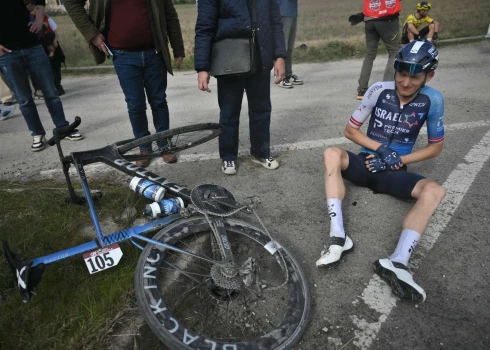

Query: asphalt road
[1,41,489,350]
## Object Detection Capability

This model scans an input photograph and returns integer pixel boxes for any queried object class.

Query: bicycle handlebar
[47,117,82,146]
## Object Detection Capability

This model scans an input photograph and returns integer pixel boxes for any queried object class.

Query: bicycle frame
[31,142,239,269]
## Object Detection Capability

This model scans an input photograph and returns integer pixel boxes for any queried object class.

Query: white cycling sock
[327,198,345,238]
[389,229,421,266]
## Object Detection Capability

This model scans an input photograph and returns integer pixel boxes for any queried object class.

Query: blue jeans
[217,71,272,161]
[0,45,68,136]
[112,49,169,150]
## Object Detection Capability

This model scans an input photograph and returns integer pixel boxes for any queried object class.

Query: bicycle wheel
[118,123,223,161]
[134,216,310,350]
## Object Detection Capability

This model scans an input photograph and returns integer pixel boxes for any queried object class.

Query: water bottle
[128,176,166,202]
[144,197,185,219]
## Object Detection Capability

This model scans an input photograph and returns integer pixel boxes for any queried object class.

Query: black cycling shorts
[341,151,425,199]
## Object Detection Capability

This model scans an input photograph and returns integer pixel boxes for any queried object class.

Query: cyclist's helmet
[417,1,432,11]
[394,40,439,75]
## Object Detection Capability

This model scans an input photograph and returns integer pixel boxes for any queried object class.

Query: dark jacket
[194,0,287,72]
[0,0,45,50]
[63,0,185,75]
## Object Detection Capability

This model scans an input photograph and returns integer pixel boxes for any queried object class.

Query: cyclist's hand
[365,154,386,173]
[175,56,184,70]
[376,144,402,170]
[198,71,211,92]
[91,34,108,56]
[0,45,12,56]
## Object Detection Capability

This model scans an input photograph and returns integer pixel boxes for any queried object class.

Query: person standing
[0,0,83,151]
[277,0,303,89]
[357,0,401,100]
[64,0,185,167]
[195,0,286,175]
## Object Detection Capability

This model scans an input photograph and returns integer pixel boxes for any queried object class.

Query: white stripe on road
[40,119,490,178]
[350,128,490,349]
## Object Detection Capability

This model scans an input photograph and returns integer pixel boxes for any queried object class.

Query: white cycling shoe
[374,258,426,303]
[316,235,354,268]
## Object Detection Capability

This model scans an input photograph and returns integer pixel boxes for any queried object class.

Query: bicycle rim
[118,123,223,161]
[134,216,310,350]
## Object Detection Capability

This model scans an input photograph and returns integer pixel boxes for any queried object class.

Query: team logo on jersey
[386,0,396,8]
[369,0,381,11]
[403,112,419,128]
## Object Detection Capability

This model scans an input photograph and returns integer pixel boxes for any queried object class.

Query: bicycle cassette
[190,184,239,216]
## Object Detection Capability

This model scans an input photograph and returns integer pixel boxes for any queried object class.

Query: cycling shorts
[341,151,425,199]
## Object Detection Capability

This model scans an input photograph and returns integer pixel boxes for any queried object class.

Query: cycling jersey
[349,81,444,156]
[403,14,434,29]
[363,0,401,19]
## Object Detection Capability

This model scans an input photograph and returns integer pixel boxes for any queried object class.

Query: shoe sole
[66,136,84,141]
[277,85,293,89]
[317,245,354,269]
[292,82,304,85]
[373,261,424,303]
[31,146,45,152]
[222,169,237,175]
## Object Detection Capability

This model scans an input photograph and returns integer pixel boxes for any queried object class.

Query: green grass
[52,0,490,69]
[0,180,152,349]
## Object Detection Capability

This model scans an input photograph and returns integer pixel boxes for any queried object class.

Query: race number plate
[83,244,123,274]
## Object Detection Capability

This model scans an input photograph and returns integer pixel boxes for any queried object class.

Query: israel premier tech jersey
[349,82,444,156]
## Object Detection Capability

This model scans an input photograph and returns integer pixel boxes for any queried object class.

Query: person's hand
[175,57,184,69]
[0,45,12,56]
[90,34,109,56]
[274,58,285,84]
[365,154,386,173]
[197,71,211,92]
[28,18,44,34]
[376,144,403,170]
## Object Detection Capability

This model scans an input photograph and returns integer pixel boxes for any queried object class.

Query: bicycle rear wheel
[134,216,310,350]
[118,123,223,161]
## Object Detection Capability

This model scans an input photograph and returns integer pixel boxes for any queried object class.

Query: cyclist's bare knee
[323,147,348,170]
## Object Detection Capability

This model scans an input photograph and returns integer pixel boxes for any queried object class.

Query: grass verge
[0,180,153,349]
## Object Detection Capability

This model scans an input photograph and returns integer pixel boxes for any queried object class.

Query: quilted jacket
[194,0,287,72]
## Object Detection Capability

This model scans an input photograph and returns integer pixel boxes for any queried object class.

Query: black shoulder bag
[209,0,260,77]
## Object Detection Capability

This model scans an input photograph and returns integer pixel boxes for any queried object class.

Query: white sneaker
[222,160,237,175]
[0,104,16,121]
[278,79,293,89]
[65,130,84,141]
[251,156,279,170]
[31,135,46,152]
[374,258,426,303]
[290,75,304,85]
[316,235,354,268]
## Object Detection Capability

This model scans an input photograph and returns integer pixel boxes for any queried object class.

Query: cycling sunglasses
[394,60,424,75]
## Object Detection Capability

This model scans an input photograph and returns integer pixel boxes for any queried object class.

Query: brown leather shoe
[162,153,177,163]
[135,150,151,168]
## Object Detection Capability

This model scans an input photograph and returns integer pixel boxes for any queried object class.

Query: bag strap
[251,0,257,29]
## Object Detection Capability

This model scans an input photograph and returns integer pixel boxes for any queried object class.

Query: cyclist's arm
[400,141,443,165]
[344,124,382,151]
[407,23,419,35]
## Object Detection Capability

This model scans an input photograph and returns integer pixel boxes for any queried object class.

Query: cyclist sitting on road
[402,2,440,44]
[316,40,445,303]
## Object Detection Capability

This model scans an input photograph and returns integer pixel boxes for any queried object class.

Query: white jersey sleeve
[349,82,395,129]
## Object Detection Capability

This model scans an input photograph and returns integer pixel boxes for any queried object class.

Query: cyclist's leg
[418,25,431,40]
[317,149,368,267]
[371,172,445,302]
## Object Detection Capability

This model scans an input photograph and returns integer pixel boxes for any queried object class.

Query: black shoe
[56,87,65,96]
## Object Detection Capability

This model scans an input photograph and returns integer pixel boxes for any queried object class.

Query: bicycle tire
[134,216,310,350]
[118,123,223,161]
